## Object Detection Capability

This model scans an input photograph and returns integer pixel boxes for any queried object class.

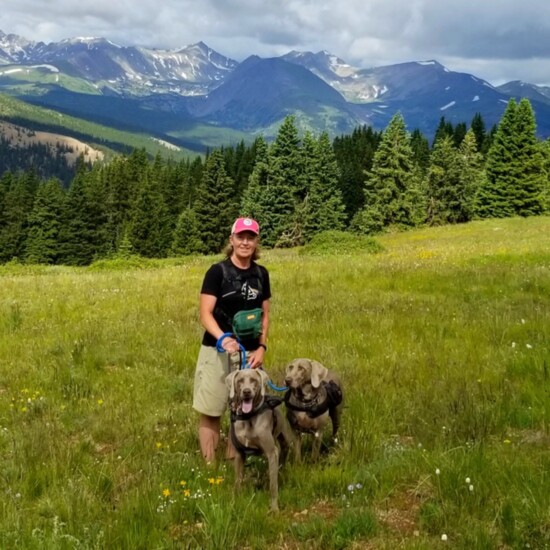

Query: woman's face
[230,231,258,259]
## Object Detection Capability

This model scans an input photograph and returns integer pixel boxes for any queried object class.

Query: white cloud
[1,0,550,85]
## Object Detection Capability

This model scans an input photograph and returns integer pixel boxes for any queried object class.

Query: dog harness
[284,380,342,418]
[230,396,283,458]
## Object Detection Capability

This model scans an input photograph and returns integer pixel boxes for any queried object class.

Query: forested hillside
[0,98,548,266]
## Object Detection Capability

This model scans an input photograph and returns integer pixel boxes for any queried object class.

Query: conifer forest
[0,98,548,266]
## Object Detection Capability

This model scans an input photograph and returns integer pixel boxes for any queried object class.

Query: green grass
[0,64,102,95]
[0,216,549,548]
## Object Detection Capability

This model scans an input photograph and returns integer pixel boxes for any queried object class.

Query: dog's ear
[258,368,269,396]
[226,371,238,400]
[310,360,328,388]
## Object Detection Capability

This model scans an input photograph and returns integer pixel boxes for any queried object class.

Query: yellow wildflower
[162,488,170,497]
[156,442,162,449]
[180,480,187,487]
[183,489,191,497]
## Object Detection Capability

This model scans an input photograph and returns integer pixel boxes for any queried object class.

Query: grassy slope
[0,93,198,160]
[0,217,548,548]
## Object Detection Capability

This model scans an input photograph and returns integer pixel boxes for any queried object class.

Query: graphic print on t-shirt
[242,281,259,301]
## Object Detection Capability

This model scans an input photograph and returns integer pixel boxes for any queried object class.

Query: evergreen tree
[542,139,550,213]
[333,125,381,220]
[457,129,485,222]
[129,175,172,258]
[0,172,11,245]
[426,135,460,225]
[104,156,134,251]
[301,132,346,241]
[243,116,303,248]
[510,99,546,216]
[478,99,545,218]
[410,129,431,175]
[470,113,486,153]
[25,178,65,264]
[57,160,108,265]
[352,113,425,234]
[193,150,238,254]
[171,208,203,255]
[241,136,270,228]
[453,122,467,147]
[432,116,454,147]
[476,99,518,218]
[0,171,35,262]
[233,139,257,196]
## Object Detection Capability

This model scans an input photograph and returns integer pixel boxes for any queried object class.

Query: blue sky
[2,0,550,85]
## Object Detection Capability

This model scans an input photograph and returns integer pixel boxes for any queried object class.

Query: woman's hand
[221,336,240,354]
[247,347,265,369]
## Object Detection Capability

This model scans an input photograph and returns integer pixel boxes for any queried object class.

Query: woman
[192,217,271,463]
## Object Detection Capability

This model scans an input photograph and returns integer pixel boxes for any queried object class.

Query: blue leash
[216,333,287,392]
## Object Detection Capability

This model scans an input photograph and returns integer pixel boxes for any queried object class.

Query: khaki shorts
[192,345,248,417]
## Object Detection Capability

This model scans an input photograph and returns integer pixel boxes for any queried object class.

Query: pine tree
[193,150,238,254]
[25,178,65,264]
[129,175,172,258]
[410,129,431,176]
[241,116,303,248]
[353,113,424,233]
[426,135,461,225]
[453,123,467,147]
[425,132,480,225]
[432,117,454,147]
[57,160,109,265]
[241,136,270,228]
[510,99,546,216]
[470,113,486,153]
[267,115,304,247]
[457,129,485,222]
[301,132,346,241]
[477,99,518,218]
[104,156,134,251]
[542,139,550,213]
[0,171,35,262]
[478,98,545,218]
[333,125,381,220]
[171,208,203,255]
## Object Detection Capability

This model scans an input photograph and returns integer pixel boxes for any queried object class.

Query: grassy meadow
[0,217,549,549]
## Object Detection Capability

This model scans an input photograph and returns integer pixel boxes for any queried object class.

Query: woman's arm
[199,293,240,353]
[247,298,270,368]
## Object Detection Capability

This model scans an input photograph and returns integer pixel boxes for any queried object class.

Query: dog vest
[284,380,343,419]
[230,396,283,458]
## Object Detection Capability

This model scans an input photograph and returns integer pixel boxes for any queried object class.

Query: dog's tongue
[241,400,253,414]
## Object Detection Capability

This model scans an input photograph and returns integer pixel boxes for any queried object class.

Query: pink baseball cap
[231,217,260,235]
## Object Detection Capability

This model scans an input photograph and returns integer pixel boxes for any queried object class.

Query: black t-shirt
[201,259,271,350]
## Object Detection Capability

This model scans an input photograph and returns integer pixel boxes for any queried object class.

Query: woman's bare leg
[199,414,220,463]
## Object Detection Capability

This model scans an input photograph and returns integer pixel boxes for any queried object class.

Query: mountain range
[2,29,550,153]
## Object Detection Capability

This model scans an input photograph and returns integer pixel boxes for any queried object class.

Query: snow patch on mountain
[440,101,456,110]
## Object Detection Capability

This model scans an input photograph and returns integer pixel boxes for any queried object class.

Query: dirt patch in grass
[376,488,422,536]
